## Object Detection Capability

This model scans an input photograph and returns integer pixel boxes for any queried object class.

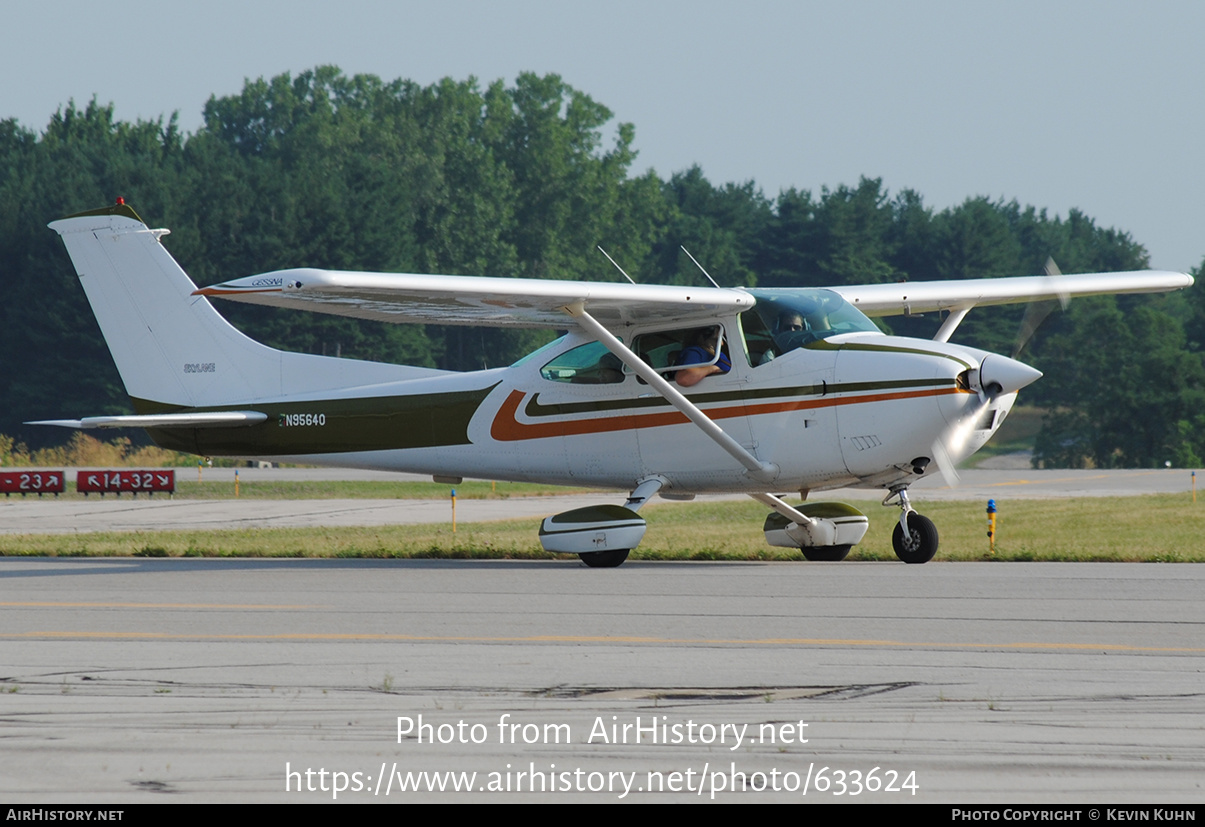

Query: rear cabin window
[539,341,624,384]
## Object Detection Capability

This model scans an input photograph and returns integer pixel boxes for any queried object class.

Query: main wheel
[579,549,630,568]
[801,544,851,562]
[892,513,938,564]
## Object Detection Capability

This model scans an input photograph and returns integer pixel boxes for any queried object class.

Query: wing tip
[57,200,146,224]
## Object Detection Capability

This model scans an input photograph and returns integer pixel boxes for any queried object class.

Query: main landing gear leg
[560,476,667,569]
[883,485,938,564]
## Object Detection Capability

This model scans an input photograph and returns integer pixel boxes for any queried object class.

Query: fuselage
[145,318,1016,496]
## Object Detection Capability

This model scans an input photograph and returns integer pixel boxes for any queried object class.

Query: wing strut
[624,475,668,511]
[933,305,973,343]
[748,492,818,528]
[563,303,778,483]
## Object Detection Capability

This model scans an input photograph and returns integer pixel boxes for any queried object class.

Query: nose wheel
[884,486,938,564]
[892,512,938,563]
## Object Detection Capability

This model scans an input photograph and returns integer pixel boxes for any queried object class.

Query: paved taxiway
[0,467,1196,534]
[2,558,1203,803]
[2,469,1201,802]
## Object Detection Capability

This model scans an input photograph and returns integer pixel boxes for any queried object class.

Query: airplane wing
[830,271,1193,317]
[195,268,754,328]
[198,267,1192,328]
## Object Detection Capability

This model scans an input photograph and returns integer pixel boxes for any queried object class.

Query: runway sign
[77,469,176,497]
[0,470,66,496]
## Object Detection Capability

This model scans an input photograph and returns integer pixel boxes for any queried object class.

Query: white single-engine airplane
[35,202,1194,566]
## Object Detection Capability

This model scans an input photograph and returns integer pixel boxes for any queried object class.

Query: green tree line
[2,67,1202,466]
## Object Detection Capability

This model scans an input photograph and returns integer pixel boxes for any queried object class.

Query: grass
[1,494,1201,562]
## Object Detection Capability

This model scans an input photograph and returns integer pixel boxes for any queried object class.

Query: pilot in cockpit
[777,311,804,333]
[773,301,831,352]
[674,326,731,387]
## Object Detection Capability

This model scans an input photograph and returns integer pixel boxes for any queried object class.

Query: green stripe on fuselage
[804,338,975,370]
[131,384,498,456]
[524,377,953,418]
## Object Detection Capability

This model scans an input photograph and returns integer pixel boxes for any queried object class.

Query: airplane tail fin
[49,203,425,410]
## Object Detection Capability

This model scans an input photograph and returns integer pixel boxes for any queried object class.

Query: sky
[3,0,1201,273]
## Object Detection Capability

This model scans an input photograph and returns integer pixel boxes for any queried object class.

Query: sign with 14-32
[76,470,175,496]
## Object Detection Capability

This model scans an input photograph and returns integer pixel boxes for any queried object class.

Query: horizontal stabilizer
[27,412,268,430]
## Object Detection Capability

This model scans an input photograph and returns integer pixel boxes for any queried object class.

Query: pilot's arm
[674,345,731,387]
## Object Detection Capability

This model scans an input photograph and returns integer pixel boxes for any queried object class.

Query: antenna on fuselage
[680,246,722,289]
[597,246,637,284]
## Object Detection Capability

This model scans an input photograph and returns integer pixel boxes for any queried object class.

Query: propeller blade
[930,437,961,488]
[930,393,988,489]
[1012,257,1071,359]
[930,393,990,488]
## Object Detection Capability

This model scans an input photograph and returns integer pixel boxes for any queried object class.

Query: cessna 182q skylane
[37,203,1194,566]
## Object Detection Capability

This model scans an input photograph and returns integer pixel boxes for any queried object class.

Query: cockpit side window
[631,325,727,371]
[627,325,732,386]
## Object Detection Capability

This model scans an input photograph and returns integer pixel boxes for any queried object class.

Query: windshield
[743,288,879,360]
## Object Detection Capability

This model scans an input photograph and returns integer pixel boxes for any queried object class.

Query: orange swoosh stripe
[490,386,958,442]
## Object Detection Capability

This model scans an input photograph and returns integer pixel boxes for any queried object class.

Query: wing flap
[194,268,754,328]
